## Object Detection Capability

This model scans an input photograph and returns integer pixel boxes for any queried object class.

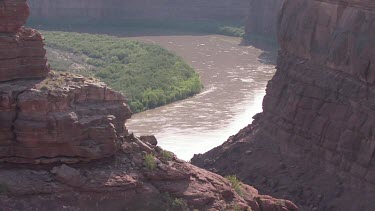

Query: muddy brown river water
[124,35,277,160]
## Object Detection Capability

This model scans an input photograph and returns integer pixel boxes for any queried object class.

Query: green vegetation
[216,26,245,37]
[163,194,189,211]
[233,204,242,211]
[171,198,188,210]
[30,20,245,38]
[225,175,242,195]
[144,154,157,171]
[160,150,174,161]
[42,31,203,112]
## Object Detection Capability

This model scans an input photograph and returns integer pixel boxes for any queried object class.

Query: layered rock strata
[0,1,298,210]
[0,72,131,164]
[0,136,298,211]
[28,0,250,23]
[193,0,375,210]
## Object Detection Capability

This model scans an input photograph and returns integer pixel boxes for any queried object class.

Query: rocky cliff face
[0,0,48,81]
[245,0,284,42]
[0,0,130,164]
[193,0,375,210]
[0,1,297,210]
[27,0,249,22]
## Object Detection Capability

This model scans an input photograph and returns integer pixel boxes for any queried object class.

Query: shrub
[218,26,245,37]
[171,198,188,209]
[144,154,156,171]
[226,175,242,195]
[163,194,189,211]
[42,31,203,113]
[161,150,174,161]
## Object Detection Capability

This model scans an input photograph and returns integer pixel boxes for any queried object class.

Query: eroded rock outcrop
[0,1,297,210]
[0,139,298,211]
[0,0,48,81]
[193,0,375,210]
[0,72,131,164]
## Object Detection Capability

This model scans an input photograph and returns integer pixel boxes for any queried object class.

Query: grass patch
[144,154,157,171]
[225,175,242,195]
[42,31,203,112]
[171,198,188,210]
[160,150,174,161]
[163,193,189,211]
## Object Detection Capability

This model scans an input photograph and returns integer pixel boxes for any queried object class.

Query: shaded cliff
[0,1,297,210]
[193,0,375,210]
[245,0,284,42]
[28,0,249,23]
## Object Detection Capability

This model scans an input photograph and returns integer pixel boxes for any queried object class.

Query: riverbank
[38,26,277,160]
[29,20,245,38]
[125,35,277,160]
[42,31,203,112]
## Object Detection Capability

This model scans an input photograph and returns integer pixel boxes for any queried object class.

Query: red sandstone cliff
[245,0,284,42]
[27,0,249,22]
[0,1,297,210]
[0,0,129,163]
[193,0,375,210]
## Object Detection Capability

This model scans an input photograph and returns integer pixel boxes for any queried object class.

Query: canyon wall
[245,0,284,42]
[27,0,249,23]
[193,0,375,210]
[0,1,297,210]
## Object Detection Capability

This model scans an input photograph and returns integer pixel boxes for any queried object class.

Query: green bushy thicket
[31,20,245,37]
[43,31,203,112]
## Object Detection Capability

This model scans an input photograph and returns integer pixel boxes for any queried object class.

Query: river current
[126,35,276,160]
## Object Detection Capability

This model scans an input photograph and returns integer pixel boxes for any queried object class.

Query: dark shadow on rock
[240,36,278,66]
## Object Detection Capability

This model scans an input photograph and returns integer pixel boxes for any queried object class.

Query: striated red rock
[193,0,375,210]
[0,0,29,33]
[0,72,131,164]
[0,136,297,211]
[0,0,48,82]
[0,27,49,82]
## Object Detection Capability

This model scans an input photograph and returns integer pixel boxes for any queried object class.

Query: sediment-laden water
[125,35,276,160]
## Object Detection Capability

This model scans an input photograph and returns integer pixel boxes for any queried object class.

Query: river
[124,34,276,160]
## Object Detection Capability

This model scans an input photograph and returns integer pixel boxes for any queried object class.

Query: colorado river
[124,34,276,160]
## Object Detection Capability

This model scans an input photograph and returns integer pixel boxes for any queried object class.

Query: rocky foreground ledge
[0,134,298,210]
